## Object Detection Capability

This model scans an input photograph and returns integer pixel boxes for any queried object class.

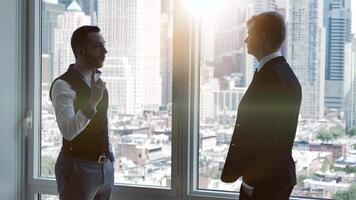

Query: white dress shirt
[51,68,99,141]
[257,51,282,71]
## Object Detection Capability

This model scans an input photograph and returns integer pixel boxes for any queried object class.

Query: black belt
[61,147,108,163]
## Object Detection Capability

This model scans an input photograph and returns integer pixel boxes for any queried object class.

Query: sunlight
[184,0,225,15]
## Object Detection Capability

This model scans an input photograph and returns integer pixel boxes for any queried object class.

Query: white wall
[0,0,22,199]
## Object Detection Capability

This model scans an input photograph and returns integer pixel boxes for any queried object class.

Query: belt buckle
[98,155,107,163]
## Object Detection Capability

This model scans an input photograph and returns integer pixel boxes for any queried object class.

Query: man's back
[221,56,302,185]
[244,56,301,184]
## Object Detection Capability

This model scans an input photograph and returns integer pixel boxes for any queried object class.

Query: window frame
[181,8,333,200]
[26,0,181,199]
[25,0,333,199]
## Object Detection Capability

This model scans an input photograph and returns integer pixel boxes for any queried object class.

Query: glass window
[197,0,356,199]
[40,0,173,188]
[31,0,356,199]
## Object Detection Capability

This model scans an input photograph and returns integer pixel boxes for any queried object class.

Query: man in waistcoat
[50,25,114,200]
[221,12,302,200]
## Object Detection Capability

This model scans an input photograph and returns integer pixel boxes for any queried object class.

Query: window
[39,0,174,188]
[27,0,178,198]
[27,0,356,199]
[196,1,356,199]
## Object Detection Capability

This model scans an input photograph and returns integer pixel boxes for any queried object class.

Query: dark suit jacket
[221,56,302,186]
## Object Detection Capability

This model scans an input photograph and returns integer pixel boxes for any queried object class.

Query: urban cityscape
[40,0,356,199]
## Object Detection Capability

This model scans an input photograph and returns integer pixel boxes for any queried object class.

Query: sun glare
[185,0,225,15]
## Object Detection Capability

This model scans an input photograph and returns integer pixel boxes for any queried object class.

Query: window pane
[40,0,173,188]
[198,0,356,199]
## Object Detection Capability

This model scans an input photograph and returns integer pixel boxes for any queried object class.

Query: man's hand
[88,70,106,108]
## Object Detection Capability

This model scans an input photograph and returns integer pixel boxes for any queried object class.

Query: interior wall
[0,0,22,199]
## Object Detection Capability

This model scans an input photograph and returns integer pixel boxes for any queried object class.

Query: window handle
[24,110,33,137]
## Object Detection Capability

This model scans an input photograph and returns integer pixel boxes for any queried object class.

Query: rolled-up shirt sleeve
[51,80,95,141]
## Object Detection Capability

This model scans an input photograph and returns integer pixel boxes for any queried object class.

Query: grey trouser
[55,151,114,200]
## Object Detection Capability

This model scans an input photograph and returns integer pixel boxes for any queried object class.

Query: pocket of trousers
[55,153,74,193]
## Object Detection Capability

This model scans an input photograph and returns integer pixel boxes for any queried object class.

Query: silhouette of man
[221,12,302,200]
[50,26,114,200]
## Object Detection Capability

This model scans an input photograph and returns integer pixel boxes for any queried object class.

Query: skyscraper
[97,0,161,115]
[59,0,97,21]
[253,0,276,14]
[82,0,98,24]
[42,1,65,54]
[213,0,246,85]
[200,63,219,122]
[58,0,75,8]
[82,0,96,15]
[344,38,356,130]
[323,0,352,112]
[275,0,288,57]
[287,0,325,121]
[42,1,65,84]
[160,0,173,106]
[52,0,91,80]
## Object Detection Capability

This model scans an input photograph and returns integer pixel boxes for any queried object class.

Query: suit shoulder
[260,69,283,84]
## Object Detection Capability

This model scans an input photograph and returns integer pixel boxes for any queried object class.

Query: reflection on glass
[40,0,173,188]
[198,0,356,199]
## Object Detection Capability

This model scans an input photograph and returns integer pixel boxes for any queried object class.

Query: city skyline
[287,0,325,121]
[52,0,91,80]
[40,0,356,199]
[98,0,162,115]
[324,0,352,112]
[197,0,356,198]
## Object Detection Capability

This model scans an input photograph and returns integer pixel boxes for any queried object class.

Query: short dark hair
[247,12,286,49]
[71,25,100,58]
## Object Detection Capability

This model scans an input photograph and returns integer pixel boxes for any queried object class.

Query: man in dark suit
[221,12,302,200]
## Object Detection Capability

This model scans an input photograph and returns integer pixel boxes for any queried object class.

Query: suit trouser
[239,180,294,200]
[55,151,115,200]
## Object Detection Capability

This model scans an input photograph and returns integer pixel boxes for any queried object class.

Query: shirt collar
[69,64,102,85]
[69,64,102,75]
[258,51,282,71]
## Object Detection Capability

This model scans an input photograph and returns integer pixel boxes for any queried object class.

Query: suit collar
[252,56,285,82]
